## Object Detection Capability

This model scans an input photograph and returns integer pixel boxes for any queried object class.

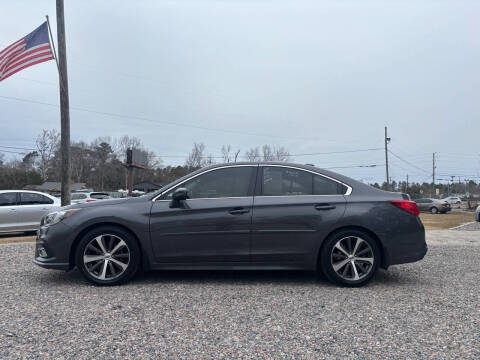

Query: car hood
[63,198,131,210]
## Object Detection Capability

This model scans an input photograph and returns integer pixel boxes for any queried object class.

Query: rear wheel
[430,207,438,214]
[320,230,380,287]
[75,226,140,286]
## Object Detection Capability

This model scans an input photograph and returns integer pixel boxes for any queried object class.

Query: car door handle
[314,203,336,211]
[228,208,250,215]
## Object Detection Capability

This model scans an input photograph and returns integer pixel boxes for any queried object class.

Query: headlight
[42,209,81,227]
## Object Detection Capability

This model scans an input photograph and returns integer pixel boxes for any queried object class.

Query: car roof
[0,190,59,199]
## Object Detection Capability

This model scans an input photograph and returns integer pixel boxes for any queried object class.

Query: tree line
[0,129,291,191]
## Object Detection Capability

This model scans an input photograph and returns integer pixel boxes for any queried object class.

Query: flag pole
[45,15,59,72]
[55,0,71,207]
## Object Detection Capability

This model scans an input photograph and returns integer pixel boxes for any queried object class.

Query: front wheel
[75,226,140,286]
[319,230,380,287]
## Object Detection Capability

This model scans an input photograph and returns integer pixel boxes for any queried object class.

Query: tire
[430,207,438,214]
[319,230,380,287]
[75,226,141,286]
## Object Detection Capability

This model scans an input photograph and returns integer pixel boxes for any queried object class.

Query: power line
[0,94,366,144]
[388,150,430,175]
[0,145,36,151]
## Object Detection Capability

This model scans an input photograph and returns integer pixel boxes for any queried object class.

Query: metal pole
[385,126,390,189]
[45,15,59,71]
[56,0,71,206]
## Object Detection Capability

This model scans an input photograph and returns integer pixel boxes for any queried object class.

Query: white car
[442,196,462,204]
[71,192,111,204]
[475,205,480,222]
[0,190,61,233]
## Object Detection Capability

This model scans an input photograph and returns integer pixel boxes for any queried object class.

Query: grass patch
[420,211,475,230]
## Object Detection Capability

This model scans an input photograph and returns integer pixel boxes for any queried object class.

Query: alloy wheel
[83,234,130,281]
[330,236,374,281]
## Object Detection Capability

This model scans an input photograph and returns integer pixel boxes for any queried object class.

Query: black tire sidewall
[320,230,380,287]
[431,207,438,214]
[75,226,140,286]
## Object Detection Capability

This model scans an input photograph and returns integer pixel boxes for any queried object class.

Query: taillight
[86,199,96,202]
[390,200,419,216]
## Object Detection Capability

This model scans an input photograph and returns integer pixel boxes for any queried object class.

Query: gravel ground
[0,232,479,359]
[451,221,480,231]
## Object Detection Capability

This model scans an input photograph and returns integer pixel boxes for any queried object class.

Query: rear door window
[19,193,54,205]
[262,167,312,196]
[0,193,17,206]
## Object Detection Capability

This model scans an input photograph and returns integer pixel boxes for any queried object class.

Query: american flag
[0,22,54,82]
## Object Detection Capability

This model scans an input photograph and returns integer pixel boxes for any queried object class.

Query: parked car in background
[475,205,480,222]
[0,190,60,233]
[415,198,451,214]
[442,196,462,204]
[34,162,427,287]
[71,192,111,204]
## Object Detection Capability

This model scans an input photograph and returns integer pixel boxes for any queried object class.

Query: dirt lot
[0,234,36,244]
[419,210,475,230]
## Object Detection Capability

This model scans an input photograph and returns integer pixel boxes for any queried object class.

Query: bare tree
[35,129,60,181]
[113,135,142,162]
[245,144,290,162]
[185,143,206,168]
[245,147,261,162]
[273,146,291,162]
[233,149,241,162]
[262,145,275,161]
[221,145,232,163]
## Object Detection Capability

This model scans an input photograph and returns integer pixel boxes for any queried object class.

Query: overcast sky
[1,0,479,184]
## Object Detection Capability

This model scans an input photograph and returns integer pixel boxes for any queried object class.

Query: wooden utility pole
[127,167,134,197]
[384,126,390,189]
[56,0,71,206]
[432,152,436,198]
[406,174,409,192]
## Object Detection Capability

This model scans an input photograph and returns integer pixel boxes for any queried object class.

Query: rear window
[90,193,111,199]
[71,193,87,200]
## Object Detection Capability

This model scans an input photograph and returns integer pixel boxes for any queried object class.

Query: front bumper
[33,222,75,271]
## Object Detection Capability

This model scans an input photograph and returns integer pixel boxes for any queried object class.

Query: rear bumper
[381,217,428,267]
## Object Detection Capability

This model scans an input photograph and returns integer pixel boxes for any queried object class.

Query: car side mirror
[169,187,188,208]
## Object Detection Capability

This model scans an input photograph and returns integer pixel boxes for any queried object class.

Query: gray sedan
[0,190,60,233]
[34,162,427,287]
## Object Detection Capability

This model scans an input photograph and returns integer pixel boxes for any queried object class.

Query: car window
[19,192,54,205]
[163,166,255,199]
[0,193,17,206]
[262,167,312,196]
[71,193,87,200]
[313,174,347,195]
[90,193,110,199]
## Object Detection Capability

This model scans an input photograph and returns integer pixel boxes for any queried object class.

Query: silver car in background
[0,190,60,233]
[475,205,480,222]
[71,192,111,204]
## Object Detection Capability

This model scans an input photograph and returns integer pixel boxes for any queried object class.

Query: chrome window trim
[152,164,352,202]
[151,164,258,202]
[260,164,352,196]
